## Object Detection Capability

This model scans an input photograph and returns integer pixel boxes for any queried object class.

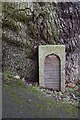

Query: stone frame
[39,45,65,92]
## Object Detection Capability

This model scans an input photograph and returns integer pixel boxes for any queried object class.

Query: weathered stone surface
[2,41,38,82]
[56,2,79,82]
[2,2,80,83]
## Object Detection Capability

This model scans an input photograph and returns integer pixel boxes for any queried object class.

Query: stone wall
[2,41,38,82]
[56,2,80,82]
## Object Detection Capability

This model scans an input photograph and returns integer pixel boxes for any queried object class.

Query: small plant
[68,88,75,94]
[17,80,24,86]
[78,84,80,88]
[3,70,13,81]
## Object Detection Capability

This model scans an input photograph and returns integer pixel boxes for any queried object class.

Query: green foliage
[3,70,13,81]
[3,79,78,118]
[68,88,75,94]
[14,12,32,23]
[2,2,58,45]
[17,80,24,86]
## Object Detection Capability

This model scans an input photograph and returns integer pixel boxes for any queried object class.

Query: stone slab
[39,45,65,92]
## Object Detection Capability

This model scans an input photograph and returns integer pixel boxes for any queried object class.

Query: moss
[2,19,19,32]
[10,93,26,106]
[78,93,80,97]
[17,80,24,86]
[68,88,75,94]
[25,48,33,58]
[3,75,78,118]
[38,2,46,7]
[34,101,47,110]
[3,83,12,90]
[37,94,78,117]
[63,103,78,115]
[14,12,32,24]
[78,84,80,88]
[3,82,29,110]
[3,70,14,81]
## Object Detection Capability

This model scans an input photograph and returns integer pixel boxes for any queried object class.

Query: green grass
[68,88,75,94]
[3,70,78,118]
[3,79,77,112]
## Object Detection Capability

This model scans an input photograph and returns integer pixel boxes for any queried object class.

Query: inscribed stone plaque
[44,55,60,90]
[39,45,65,92]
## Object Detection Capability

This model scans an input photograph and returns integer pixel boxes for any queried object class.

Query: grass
[68,88,75,94]
[3,70,79,118]
[3,79,78,115]
[3,70,13,81]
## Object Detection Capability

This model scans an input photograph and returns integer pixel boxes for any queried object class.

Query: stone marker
[39,45,65,92]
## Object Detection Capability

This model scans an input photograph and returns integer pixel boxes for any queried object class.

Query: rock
[39,86,44,89]
[59,91,63,96]
[34,82,38,87]
[47,90,53,94]
[29,99,31,102]
[43,89,46,93]
[67,83,76,88]
[74,86,78,91]
[40,89,44,92]
[14,75,20,79]
[58,96,62,100]
[53,91,58,100]
[66,91,70,96]
[54,91,57,95]
[22,78,25,82]
[3,2,80,85]
[72,100,79,107]
[63,96,70,101]
[20,111,22,113]
[28,83,32,87]
[70,93,76,99]
[46,94,52,97]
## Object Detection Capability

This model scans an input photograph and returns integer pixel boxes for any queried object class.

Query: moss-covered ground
[2,72,79,118]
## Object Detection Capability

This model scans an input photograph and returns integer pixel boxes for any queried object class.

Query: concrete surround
[39,45,65,92]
